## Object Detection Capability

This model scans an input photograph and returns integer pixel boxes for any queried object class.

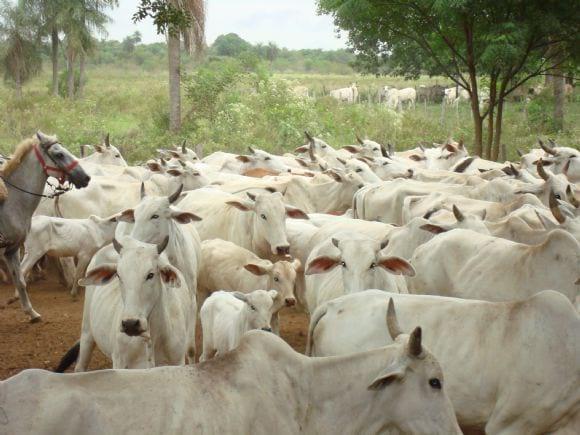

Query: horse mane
[0,135,43,177]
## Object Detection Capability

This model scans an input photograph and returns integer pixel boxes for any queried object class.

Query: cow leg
[4,250,41,322]
[74,332,95,372]
[70,254,91,300]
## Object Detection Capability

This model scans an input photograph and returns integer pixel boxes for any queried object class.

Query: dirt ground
[0,277,309,380]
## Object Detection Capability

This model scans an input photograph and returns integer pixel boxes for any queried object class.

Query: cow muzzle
[285,297,296,307]
[121,318,144,336]
[261,327,273,333]
[275,245,290,256]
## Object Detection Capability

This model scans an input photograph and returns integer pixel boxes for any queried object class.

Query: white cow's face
[344,159,382,183]
[237,147,292,174]
[234,290,278,331]
[227,192,308,256]
[165,165,210,191]
[120,188,201,245]
[306,237,415,294]
[91,143,128,167]
[244,258,300,309]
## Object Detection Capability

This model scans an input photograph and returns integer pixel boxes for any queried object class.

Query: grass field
[0,67,577,162]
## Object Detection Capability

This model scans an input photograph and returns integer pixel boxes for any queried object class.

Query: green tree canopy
[211,33,252,57]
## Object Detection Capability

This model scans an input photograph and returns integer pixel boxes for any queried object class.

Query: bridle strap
[33,143,79,184]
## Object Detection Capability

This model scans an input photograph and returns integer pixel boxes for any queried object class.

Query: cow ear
[168,150,180,158]
[367,361,407,391]
[445,143,458,153]
[326,170,344,182]
[244,263,272,276]
[419,223,448,234]
[94,144,104,153]
[285,205,309,220]
[342,145,361,154]
[160,265,181,288]
[236,155,253,163]
[295,158,309,167]
[233,292,248,303]
[79,264,117,286]
[409,154,425,162]
[167,169,183,177]
[377,256,416,277]
[118,209,135,223]
[170,209,202,223]
[305,256,340,275]
[295,146,309,153]
[226,200,255,212]
[147,162,163,172]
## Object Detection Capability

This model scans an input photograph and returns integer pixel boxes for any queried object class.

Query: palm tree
[0,0,42,99]
[167,0,205,131]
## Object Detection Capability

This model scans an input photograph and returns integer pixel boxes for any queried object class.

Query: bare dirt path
[0,278,309,380]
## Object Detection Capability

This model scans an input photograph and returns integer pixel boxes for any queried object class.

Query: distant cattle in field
[443,87,470,107]
[330,83,358,103]
[416,85,446,104]
[292,85,310,99]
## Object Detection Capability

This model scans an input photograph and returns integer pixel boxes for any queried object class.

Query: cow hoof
[29,314,42,323]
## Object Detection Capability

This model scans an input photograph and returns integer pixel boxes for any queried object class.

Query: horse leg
[6,249,45,305]
[4,250,41,322]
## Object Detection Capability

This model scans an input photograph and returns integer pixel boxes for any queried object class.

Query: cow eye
[273,277,279,282]
[321,145,327,149]
[373,148,378,152]
[115,154,120,158]
[264,157,271,161]
[429,378,442,389]
[340,261,346,268]
[146,272,154,280]
[370,262,377,269]
[355,168,362,173]
[151,214,159,220]
[554,194,561,200]
[260,214,267,220]
[250,304,256,311]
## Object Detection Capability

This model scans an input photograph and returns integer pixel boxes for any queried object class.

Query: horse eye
[151,214,159,220]
[340,261,346,268]
[260,214,267,220]
[55,152,64,159]
[146,272,154,280]
[429,378,442,389]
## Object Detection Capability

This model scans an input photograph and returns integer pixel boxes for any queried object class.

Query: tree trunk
[464,19,483,156]
[15,70,22,100]
[78,52,86,99]
[484,76,497,160]
[553,65,565,131]
[51,27,59,96]
[492,97,505,161]
[67,50,75,99]
[167,33,181,132]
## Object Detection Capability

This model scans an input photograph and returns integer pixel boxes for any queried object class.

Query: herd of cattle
[0,131,579,434]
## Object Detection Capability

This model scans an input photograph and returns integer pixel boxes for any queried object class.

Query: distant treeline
[87,32,355,74]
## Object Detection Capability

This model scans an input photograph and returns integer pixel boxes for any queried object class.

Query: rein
[0,143,77,199]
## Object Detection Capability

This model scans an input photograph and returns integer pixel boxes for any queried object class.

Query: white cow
[57,236,193,371]
[198,238,300,333]
[304,232,414,313]
[308,290,580,434]
[409,228,580,304]
[19,213,120,299]
[178,188,308,260]
[443,86,470,107]
[1,329,461,435]
[200,290,278,360]
[80,134,127,167]
[330,83,358,103]
[398,87,417,110]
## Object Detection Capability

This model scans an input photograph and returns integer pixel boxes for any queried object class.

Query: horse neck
[3,148,48,223]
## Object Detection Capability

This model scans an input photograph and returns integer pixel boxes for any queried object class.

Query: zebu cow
[200,290,278,360]
[157,140,200,164]
[18,213,120,299]
[515,160,574,206]
[80,133,127,167]
[398,87,417,110]
[198,239,300,333]
[304,233,414,313]
[2,326,461,434]
[330,83,358,103]
[443,86,470,107]
[308,290,580,434]
[409,228,580,304]
[178,188,308,260]
[56,236,193,371]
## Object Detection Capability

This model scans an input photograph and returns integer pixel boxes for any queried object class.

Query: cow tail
[306,305,328,356]
[54,340,80,373]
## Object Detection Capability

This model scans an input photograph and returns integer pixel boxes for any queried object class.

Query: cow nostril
[121,319,141,336]
[276,246,290,255]
[285,298,296,307]
[261,327,272,332]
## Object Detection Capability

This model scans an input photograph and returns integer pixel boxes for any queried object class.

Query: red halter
[33,143,79,184]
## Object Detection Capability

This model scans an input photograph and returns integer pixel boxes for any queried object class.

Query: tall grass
[0,66,577,163]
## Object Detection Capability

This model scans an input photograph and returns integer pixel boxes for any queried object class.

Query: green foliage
[133,0,191,36]
[211,33,252,57]
[56,68,80,97]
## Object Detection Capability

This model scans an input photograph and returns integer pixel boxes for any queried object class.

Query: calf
[200,290,278,360]
[19,213,120,299]
[198,238,300,333]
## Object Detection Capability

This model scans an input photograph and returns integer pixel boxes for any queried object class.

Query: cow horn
[246,192,257,202]
[160,157,167,166]
[157,236,169,254]
[549,190,566,224]
[452,204,465,222]
[104,133,110,148]
[140,182,146,200]
[419,144,426,152]
[386,298,403,339]
[181,139,186,154]
[387,143,395,156]
[168,184,183,204]
[516,148,524,158]
[304,131,314,143]
[408,327,423,357]
[79,144,86,158]
[537,159,549,181]
[336,157,347,165]
[248,146,256,154]
[538,138,557,156]
[510,163,520,177]
[356,134,364,145]
[380,144,389,158]
[112,238,123,254]
[308,141,316,162]
[331,238,340,248]
[566,185,579,208]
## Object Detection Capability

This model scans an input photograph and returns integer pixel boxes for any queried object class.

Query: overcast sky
[106,1,347,50]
